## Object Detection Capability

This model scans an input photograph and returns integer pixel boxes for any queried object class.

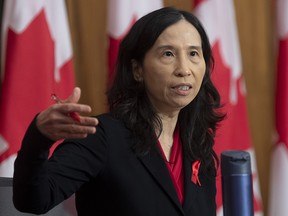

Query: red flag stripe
[275,39,288,148]
[107,0,163,86]
[268,0,288,215]
[0,1,75,177]
[193,1,263,215]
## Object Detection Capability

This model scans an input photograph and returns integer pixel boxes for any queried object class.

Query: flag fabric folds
[0,0,75,177]
[107,0,163,86]
[193,0,263,215]
[268,0,288,215]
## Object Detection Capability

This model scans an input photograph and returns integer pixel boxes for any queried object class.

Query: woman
[13,7,225,216]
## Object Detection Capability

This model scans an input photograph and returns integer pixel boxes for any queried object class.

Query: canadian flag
[0,0,75,177]
[107,0,163,86]
[193,0,263,215]
[268,0,288,215]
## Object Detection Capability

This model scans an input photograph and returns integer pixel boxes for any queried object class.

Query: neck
[157,112,179,160]
[156,112,178,136]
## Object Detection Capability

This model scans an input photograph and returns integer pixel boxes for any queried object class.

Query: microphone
[221,150,254,216]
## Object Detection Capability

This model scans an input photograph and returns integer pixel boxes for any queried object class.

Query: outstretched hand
[36,87,98,141]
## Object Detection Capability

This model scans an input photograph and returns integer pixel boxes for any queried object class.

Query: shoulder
[93,113,131,138]
[95,113,125,130]
[96,113,119,124]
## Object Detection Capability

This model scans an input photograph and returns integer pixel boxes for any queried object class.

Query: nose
[174,55,191,77]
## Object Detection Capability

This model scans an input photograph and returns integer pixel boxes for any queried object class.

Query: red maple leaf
[212,41,255,209]
[0,9,74,164]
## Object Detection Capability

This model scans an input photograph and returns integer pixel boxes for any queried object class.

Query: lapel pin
[191,160,201,186]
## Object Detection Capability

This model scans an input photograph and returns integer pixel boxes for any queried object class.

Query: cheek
[143,73,170,99]
[144,76,167,95]
[200,70,206,83]
[193,65,206,95]
[195,64,206,83]
[142,64,169,85]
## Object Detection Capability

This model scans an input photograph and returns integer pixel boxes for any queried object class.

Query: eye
[190,51,199,57]
[163,51,174,57]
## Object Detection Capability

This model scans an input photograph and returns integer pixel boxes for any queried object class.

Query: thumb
[66,87,81,103]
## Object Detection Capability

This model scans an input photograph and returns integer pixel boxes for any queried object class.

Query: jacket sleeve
[13,116,56,213]
[13,115,107,214]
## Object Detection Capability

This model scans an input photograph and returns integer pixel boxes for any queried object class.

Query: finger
[49,132,91,141]
[45,124,97,141]
[56,132,91,140]
[54,103,92,115]
[55,124,97,136]
[57,114,98,126]
[59,121,96,131]
[77,116,99,126]
[65,87,81,104]
[47,105,98,126]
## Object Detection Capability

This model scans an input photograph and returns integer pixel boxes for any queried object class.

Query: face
[133,19,206,115]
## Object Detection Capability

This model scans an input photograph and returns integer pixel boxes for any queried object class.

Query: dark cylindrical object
[221,150,254,216]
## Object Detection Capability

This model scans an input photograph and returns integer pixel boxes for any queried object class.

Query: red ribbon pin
[191,160,201,186]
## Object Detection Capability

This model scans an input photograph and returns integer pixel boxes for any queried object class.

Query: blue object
[221,150,254,216]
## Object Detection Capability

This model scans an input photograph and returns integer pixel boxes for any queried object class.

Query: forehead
[154,20,202,46]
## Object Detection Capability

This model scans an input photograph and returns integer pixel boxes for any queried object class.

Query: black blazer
[13,113,216,216]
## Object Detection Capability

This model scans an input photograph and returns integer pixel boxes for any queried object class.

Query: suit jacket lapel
[138,146,184,215]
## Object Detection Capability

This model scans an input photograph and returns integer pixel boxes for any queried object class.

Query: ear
[131,59,143,82]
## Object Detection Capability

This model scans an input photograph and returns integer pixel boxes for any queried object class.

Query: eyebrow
[156,45,202,51]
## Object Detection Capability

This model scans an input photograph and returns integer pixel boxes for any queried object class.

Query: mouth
[174,85,191,91]
[171,84,192,95]
[172,84,192,91]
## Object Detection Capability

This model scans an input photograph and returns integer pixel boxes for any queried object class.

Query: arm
[13,87,99,214]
